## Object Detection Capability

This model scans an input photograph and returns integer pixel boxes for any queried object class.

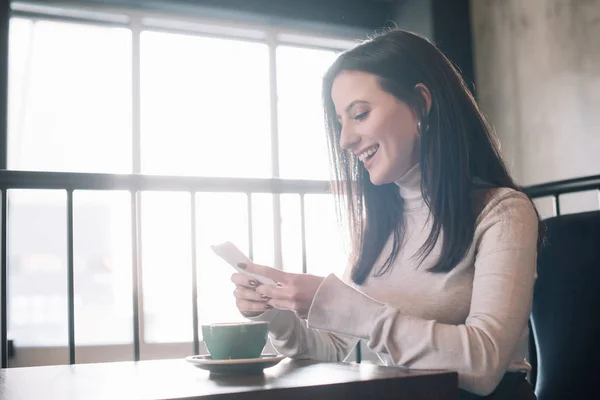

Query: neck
[394,163,425,210]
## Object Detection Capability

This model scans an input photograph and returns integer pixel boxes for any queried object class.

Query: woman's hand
[240,262,325,319]
[231,272,271,318]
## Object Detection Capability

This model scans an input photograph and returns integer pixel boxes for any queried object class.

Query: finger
[267,298,298,312]
[231,272,260,289]
[240,310,265,318]
[236,298,272,313]
[234,286,270,302]
[239,262,288,283]
[256,283,287,300]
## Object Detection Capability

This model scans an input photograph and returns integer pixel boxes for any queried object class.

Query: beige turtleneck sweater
[252,164,539,396]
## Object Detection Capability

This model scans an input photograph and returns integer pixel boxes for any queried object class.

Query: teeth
[358,145,378,162]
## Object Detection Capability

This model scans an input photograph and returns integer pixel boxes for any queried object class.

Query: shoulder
[473,187,540,251]
[471,178,536,221]
[477,187,537,222]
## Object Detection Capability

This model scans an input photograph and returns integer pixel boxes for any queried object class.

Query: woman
[231,28,540,399]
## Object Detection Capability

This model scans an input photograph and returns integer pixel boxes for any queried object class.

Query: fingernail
[237,263,247,270]
[276,282,283,288]
[248,280,257,287]
[261,295,270,300]
[265,305,273,309]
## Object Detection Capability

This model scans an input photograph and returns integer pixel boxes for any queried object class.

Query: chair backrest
[530,210,600,400]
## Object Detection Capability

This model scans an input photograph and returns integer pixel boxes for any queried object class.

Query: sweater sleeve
[248,267,359,362]
[249,308,359,361]
[306,191,539,396]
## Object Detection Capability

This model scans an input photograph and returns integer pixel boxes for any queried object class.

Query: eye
[354,111,369,121]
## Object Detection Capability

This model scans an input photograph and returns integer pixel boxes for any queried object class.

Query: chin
[367,171,394,186]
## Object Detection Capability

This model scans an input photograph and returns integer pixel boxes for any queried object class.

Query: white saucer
[185,353,285,375]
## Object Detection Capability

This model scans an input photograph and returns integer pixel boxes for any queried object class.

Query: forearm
[249,308,358,361]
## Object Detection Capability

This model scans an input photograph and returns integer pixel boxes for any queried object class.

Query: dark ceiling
[75,0,399,32]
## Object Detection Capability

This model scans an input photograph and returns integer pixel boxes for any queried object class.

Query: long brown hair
[322,29,541,285]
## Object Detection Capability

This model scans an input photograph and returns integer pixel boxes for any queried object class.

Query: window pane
[141,31,271,178]
[555,191,600,215]
[277,46,338,180]
[73,191,133,346]
[304,194,349,277]
[250,194,275,268]
[8,19,132,173]
[280,194,302,273]
[141,192,193,343]
[195,193,249,325]
[7,190,134,349]
[8,190,68,349]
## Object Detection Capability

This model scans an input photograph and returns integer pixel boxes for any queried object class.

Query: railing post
[66,189,75,364]
[190,192,200,355]
[130,191,141,361]
[299,194,307,274]
[553,194,561,216]
[1,189,8,368]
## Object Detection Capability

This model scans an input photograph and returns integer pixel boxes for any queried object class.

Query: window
[6,3,355,361]
[277,46,339,180]
[8,19,132,173]
[140,31,272,178]
[8,18,134,348]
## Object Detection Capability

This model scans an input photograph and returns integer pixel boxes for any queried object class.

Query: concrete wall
[471,0,600,215]
[394,0,434,39]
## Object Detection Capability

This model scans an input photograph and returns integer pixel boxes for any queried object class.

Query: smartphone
[210,241,277,286]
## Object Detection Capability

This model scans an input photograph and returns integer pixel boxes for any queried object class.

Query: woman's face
[331,70,422,185]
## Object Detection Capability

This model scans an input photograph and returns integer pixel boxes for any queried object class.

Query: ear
[414,83,432,117]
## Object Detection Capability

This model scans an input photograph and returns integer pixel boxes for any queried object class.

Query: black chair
[529,210,600,400]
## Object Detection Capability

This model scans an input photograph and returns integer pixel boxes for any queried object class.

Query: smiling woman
[231,28,542,399]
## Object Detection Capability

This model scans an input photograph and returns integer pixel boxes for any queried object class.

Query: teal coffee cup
[201,321,268,360]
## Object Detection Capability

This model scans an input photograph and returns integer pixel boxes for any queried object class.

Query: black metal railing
[0,170,330,368]
[1,171,599,369]
[524,174,600,216]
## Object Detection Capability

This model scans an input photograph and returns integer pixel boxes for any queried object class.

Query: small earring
[417,118,429,136]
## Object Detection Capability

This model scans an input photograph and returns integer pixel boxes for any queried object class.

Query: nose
[339,123,360,151]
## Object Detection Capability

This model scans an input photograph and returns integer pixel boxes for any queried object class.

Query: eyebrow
[346,100,370,113]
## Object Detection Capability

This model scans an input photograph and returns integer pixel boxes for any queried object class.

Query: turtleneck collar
[394,162,426,211]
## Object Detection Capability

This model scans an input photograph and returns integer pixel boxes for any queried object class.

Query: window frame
[5,1,358,366]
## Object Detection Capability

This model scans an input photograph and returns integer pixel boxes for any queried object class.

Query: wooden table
[0,358,458,399]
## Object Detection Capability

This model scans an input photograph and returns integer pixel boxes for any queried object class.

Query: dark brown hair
[322,28,542,285]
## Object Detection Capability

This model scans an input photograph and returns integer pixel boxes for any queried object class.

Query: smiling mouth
[358,145,379,163]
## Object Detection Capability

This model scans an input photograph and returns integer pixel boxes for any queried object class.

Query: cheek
[380,117,418,157]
